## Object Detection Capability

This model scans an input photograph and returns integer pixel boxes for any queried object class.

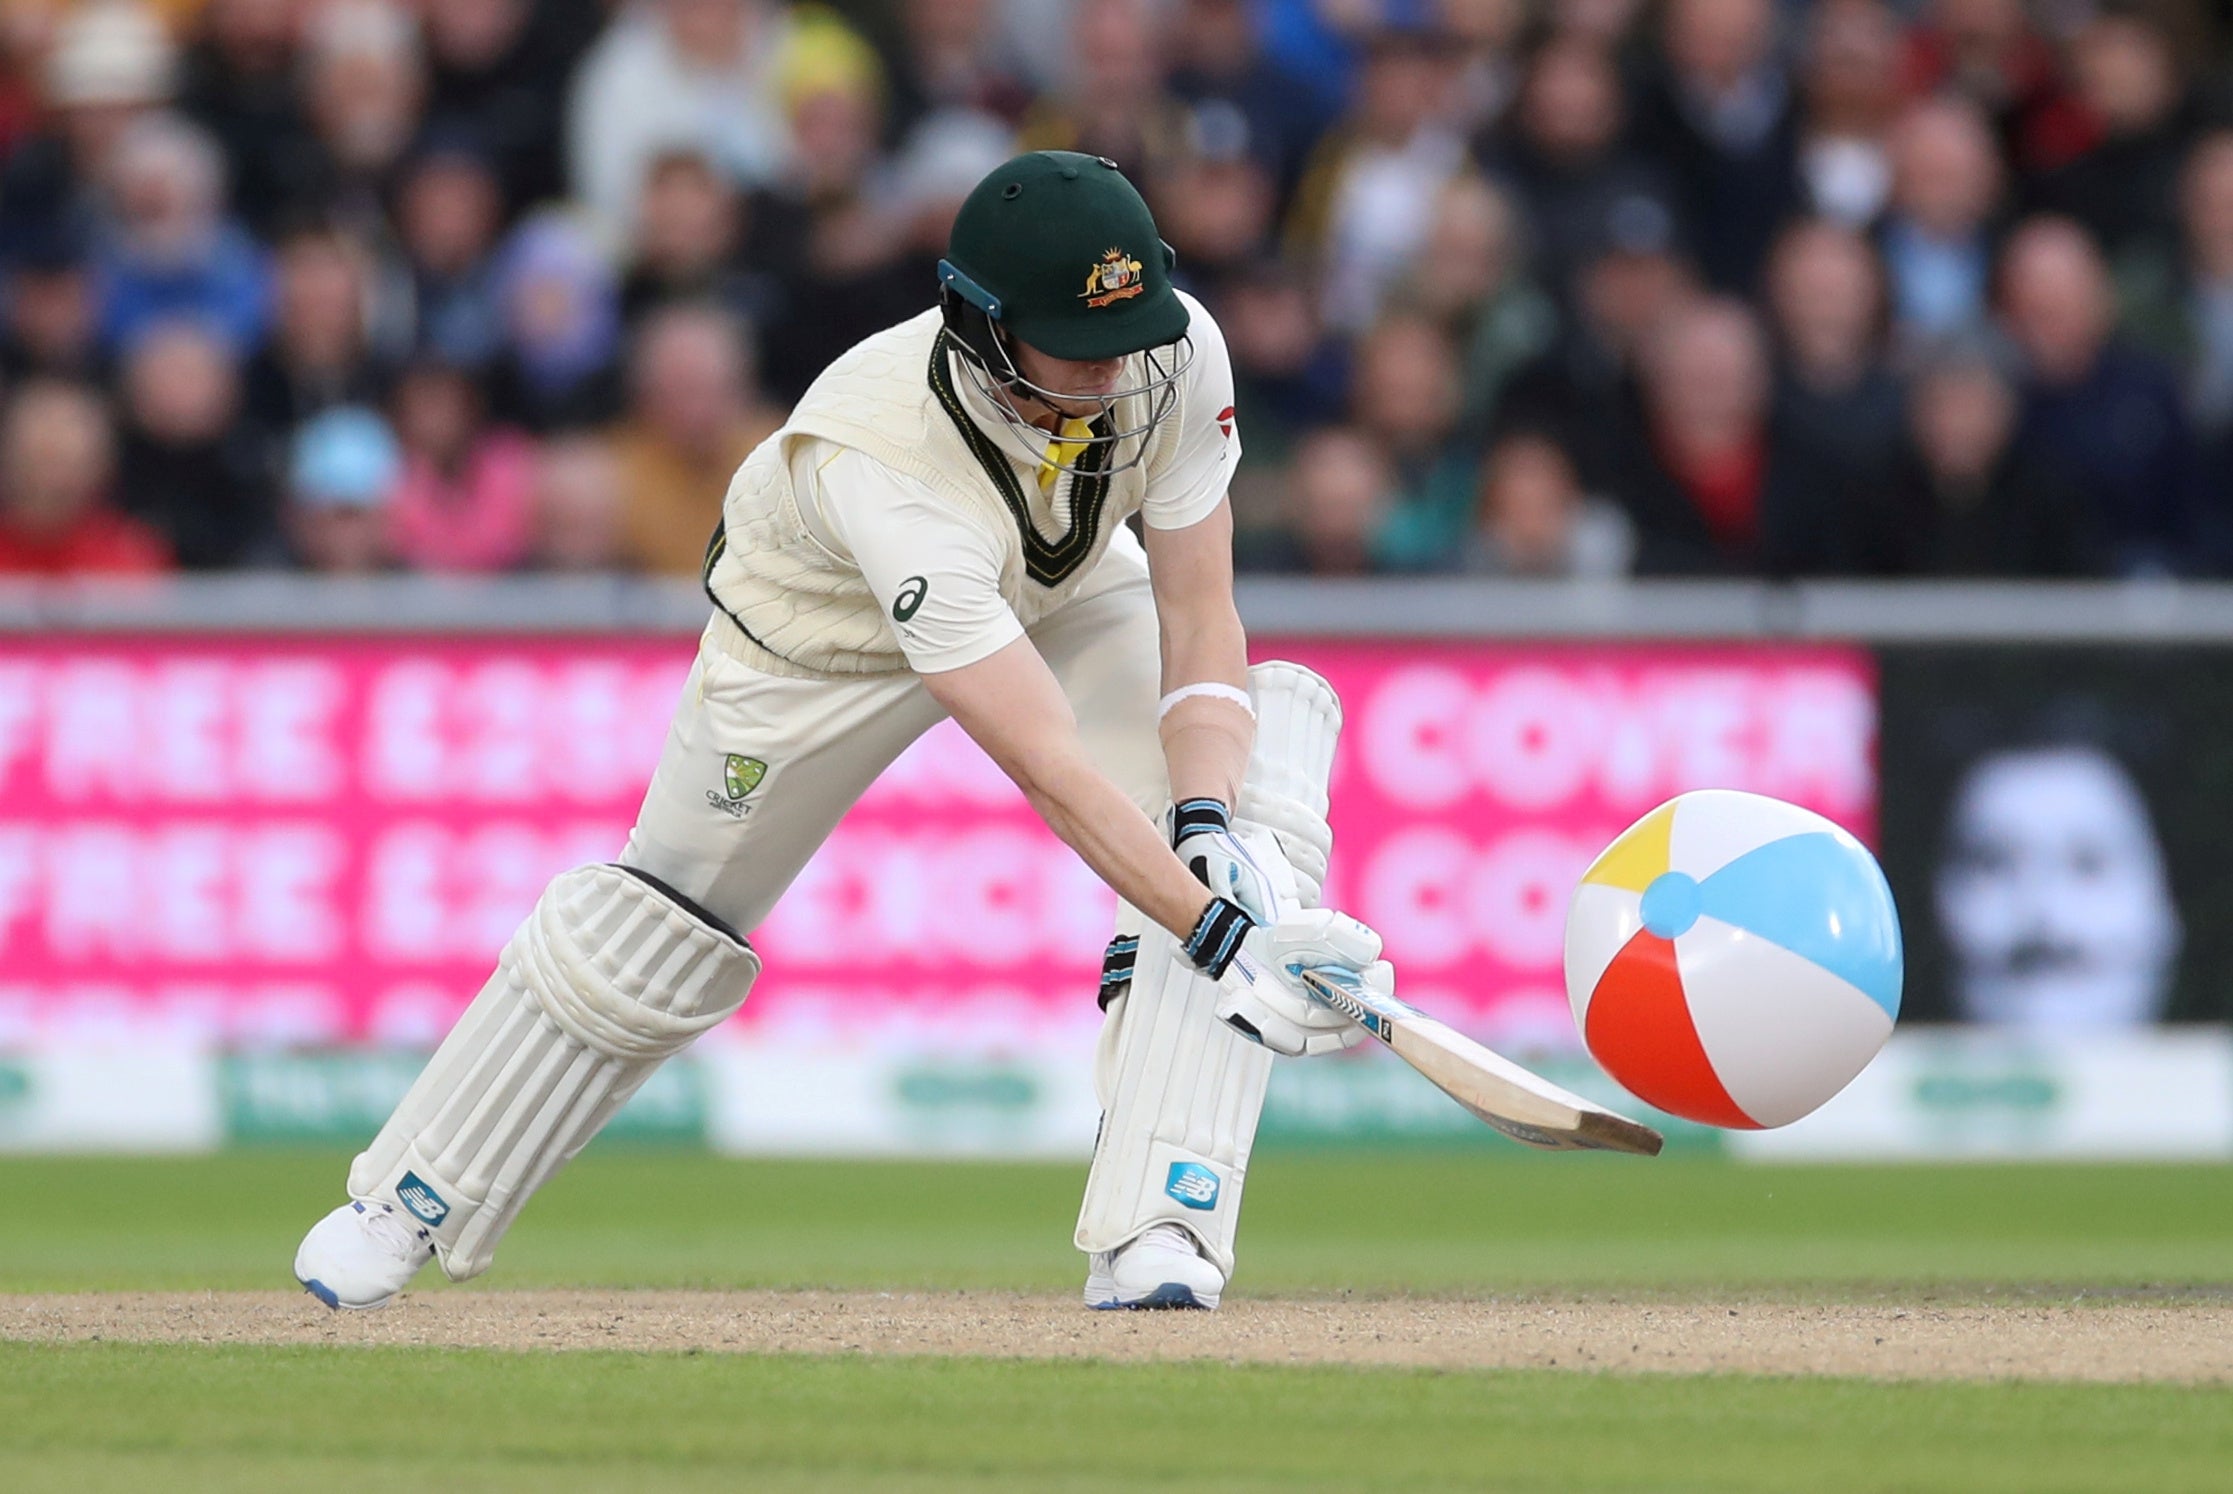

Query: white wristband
[1158,682,1256,722]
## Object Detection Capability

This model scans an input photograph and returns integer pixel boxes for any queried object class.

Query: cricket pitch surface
[5,1290,2227,1383]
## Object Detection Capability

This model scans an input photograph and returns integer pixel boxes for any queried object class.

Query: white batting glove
[1170,798,1283,920]
[1225,909,1384,1057]
[1181,900,1380,1057]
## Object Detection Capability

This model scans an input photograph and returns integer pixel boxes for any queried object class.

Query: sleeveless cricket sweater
[702,309,1182,680]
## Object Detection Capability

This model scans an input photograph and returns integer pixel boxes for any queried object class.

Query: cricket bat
[1299,967,1664,1156]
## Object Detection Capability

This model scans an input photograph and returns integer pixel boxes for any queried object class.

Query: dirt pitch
[5,1291,2229,1383]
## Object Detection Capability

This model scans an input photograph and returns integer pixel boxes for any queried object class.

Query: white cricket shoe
[1084,1222,1225,1310]
[294,1200,435,1310]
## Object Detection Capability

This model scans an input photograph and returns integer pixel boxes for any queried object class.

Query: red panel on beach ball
[1583,931,1759,1130]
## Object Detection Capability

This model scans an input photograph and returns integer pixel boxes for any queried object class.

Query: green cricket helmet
[937,151,1194,475]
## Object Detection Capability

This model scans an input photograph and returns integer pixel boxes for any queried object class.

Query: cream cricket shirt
[703,290,1238,678]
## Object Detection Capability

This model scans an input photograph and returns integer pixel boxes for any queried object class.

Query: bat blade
[1299,968,1664,1157]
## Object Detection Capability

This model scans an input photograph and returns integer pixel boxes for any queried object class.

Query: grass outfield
[0,1150,2227,1297]
[3,1341,2230,1494]
[3,1153,2229,1492]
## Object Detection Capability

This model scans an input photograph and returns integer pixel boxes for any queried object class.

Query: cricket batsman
[293,152,1393,1312]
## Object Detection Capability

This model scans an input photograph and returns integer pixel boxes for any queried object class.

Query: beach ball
[1564,790,1902,1129]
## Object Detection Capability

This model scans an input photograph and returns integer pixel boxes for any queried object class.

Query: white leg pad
[1074,661,1346,1279]
[347,863,760,1281]
[1076,928,1274,1278]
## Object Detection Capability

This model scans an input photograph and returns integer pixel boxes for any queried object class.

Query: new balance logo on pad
[1164,1162,1219,1210]
[396,1172,450,1227]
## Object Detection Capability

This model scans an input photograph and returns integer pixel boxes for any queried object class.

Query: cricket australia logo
[1164,1162,1220,1210]
[1081,247,1145,308]
[707,753,768,819]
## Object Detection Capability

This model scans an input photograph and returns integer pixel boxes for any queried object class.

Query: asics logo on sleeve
[893,576,929,622]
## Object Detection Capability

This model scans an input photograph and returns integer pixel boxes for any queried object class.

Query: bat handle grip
[1297,967,1407,1044]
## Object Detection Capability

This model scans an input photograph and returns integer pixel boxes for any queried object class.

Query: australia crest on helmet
[1081,247,1146,308]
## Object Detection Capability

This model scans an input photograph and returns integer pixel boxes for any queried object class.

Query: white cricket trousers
[620,545,1168,935]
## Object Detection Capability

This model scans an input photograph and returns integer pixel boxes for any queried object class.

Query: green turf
[0,1151,2228,1298]
[1,1341,2228,1494]
[5,1154,2230,1491]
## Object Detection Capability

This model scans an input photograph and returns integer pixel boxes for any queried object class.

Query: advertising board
[0,636,1876,1153]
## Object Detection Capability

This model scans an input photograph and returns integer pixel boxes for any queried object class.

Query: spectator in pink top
[385,356,536,571]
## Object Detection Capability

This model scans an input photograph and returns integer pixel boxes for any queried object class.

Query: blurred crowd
[5,0,2233,581]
